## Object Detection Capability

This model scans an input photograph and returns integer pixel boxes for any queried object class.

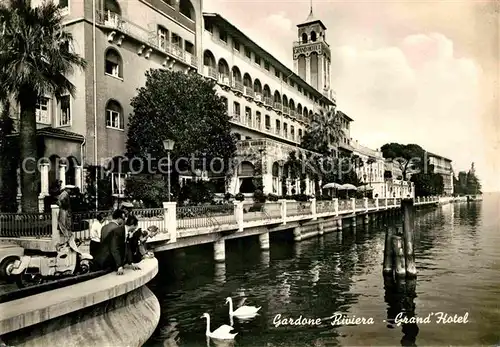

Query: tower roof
[296,5,327,30]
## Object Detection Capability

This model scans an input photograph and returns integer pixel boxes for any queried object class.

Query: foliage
[454,163,482,195]
[0,100,18,212]
[127,69,237,176]
[125,174,170,208]
[83,166,114,211]
[381,143,425,180]
[301,106,344,155]
[267,193,279,202]
[177,180,216,205]
[253,189,266,203]
[410,172,444,196]
[0,0,87,212]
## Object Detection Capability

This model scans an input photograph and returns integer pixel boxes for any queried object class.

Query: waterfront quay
[0,195,467,345]
[0,196,444,260]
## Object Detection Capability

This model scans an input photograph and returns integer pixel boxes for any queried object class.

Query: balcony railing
[264,97,273,107]
[283,106,289,115]
[0,212,51,238]
[204,66,217,80]
[232,81,244,93]
[185,52,197,67]
[273,102,282,111]
[254,93,263,102]
[244,86,254,98]
[218,74,230,86]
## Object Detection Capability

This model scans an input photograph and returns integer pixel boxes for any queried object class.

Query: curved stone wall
[0,258,160,346]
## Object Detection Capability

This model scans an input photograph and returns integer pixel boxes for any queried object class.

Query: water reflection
[214,263,226,285]
[145,197,499,346]
[384,276,419,346]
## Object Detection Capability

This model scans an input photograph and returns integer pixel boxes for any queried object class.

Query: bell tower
[293,3,331,95]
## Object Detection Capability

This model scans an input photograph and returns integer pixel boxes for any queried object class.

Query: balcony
[232,113,241,122]
[254,93,263,103]
[96,11,195,68]
[97,10,156,46]
[273,102,282,112]
[185,52,197,67]
[244,86,254,98]
[290,110,296,119]
[283,107,289,115]
[218,74,230,86]
[204,66,217,80]
[264,97,273,107]
[231,81,244,93]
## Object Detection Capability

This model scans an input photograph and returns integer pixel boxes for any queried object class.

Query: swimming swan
[225,297,261,318]
[201,313,237,340]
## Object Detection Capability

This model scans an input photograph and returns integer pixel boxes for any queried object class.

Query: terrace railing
[0,212,51,238]
[0,197,441,242]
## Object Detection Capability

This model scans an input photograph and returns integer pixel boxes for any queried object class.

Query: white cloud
[332,33,483,180]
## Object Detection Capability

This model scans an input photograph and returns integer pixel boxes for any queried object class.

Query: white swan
[226,297,261,318]
[201,313,237,340]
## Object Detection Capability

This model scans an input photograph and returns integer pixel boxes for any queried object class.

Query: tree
[0,0,87,212]
[466,162,482,195]
[301,106,344,155]
[127,69,237,200]
[0,99,17,211]
[381,143,425,180]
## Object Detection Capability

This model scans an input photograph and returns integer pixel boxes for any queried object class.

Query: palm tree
[0,0,87,212]
[301,106,344,156]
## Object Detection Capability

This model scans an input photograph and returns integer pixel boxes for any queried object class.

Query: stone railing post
[280,199,287,225]
[234,201,244,231]
[351,198,356,212]
[311,198,317,220]
[393,197,397,206]
[375,198,379,210]
[51,204,60,246]
[363,197,368,212]
[333,198,339,216]
[163,201,177,243]
[385,197,388,209]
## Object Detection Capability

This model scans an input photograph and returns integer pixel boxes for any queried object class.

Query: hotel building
[427,153,454,195]
[7,0,203,209]
[5,0,415,210]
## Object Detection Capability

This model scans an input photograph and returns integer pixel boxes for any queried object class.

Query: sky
[203,0,499,192]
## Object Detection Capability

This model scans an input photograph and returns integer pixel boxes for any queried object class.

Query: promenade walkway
[0,196,440,254]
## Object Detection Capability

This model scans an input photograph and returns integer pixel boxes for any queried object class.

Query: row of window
[226,99,304,142]
[35,96,71,127]
[204,21,329,108]
[35,96,124,130]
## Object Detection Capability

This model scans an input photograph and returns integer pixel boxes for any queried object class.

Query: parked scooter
[10,239,93,288]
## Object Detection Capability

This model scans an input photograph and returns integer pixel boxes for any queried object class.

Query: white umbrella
[338,183,357,191]
[357,184,374,192]
[323,182,342,189]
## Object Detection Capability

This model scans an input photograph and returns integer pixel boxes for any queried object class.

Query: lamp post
[163,139,175,202]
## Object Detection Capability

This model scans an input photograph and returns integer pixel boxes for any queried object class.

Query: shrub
[235,192,245,201]
[253,189,266,203]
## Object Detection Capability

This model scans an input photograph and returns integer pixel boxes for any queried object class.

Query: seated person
[128,225,159,263]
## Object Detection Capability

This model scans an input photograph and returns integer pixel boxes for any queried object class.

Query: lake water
[145,194,500,347]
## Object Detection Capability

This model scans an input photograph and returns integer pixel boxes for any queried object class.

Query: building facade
[201,12,336,196]
[428,153,454,195]
[9,0,204,209]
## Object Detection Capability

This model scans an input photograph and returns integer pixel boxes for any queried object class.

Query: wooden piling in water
[402,198,417,277]
[383,226,395,275]
[392,235,406,278]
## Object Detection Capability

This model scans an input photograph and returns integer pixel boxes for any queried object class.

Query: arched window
[179,0,195,21]
[311,31,317,42]
[106,100,124,130]
[105,49,122,78]
[301,32,308,43]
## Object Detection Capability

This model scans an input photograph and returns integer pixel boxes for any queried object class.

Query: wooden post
[392,235,406,278]
[402,198,417,277]
[383,226,395,275]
